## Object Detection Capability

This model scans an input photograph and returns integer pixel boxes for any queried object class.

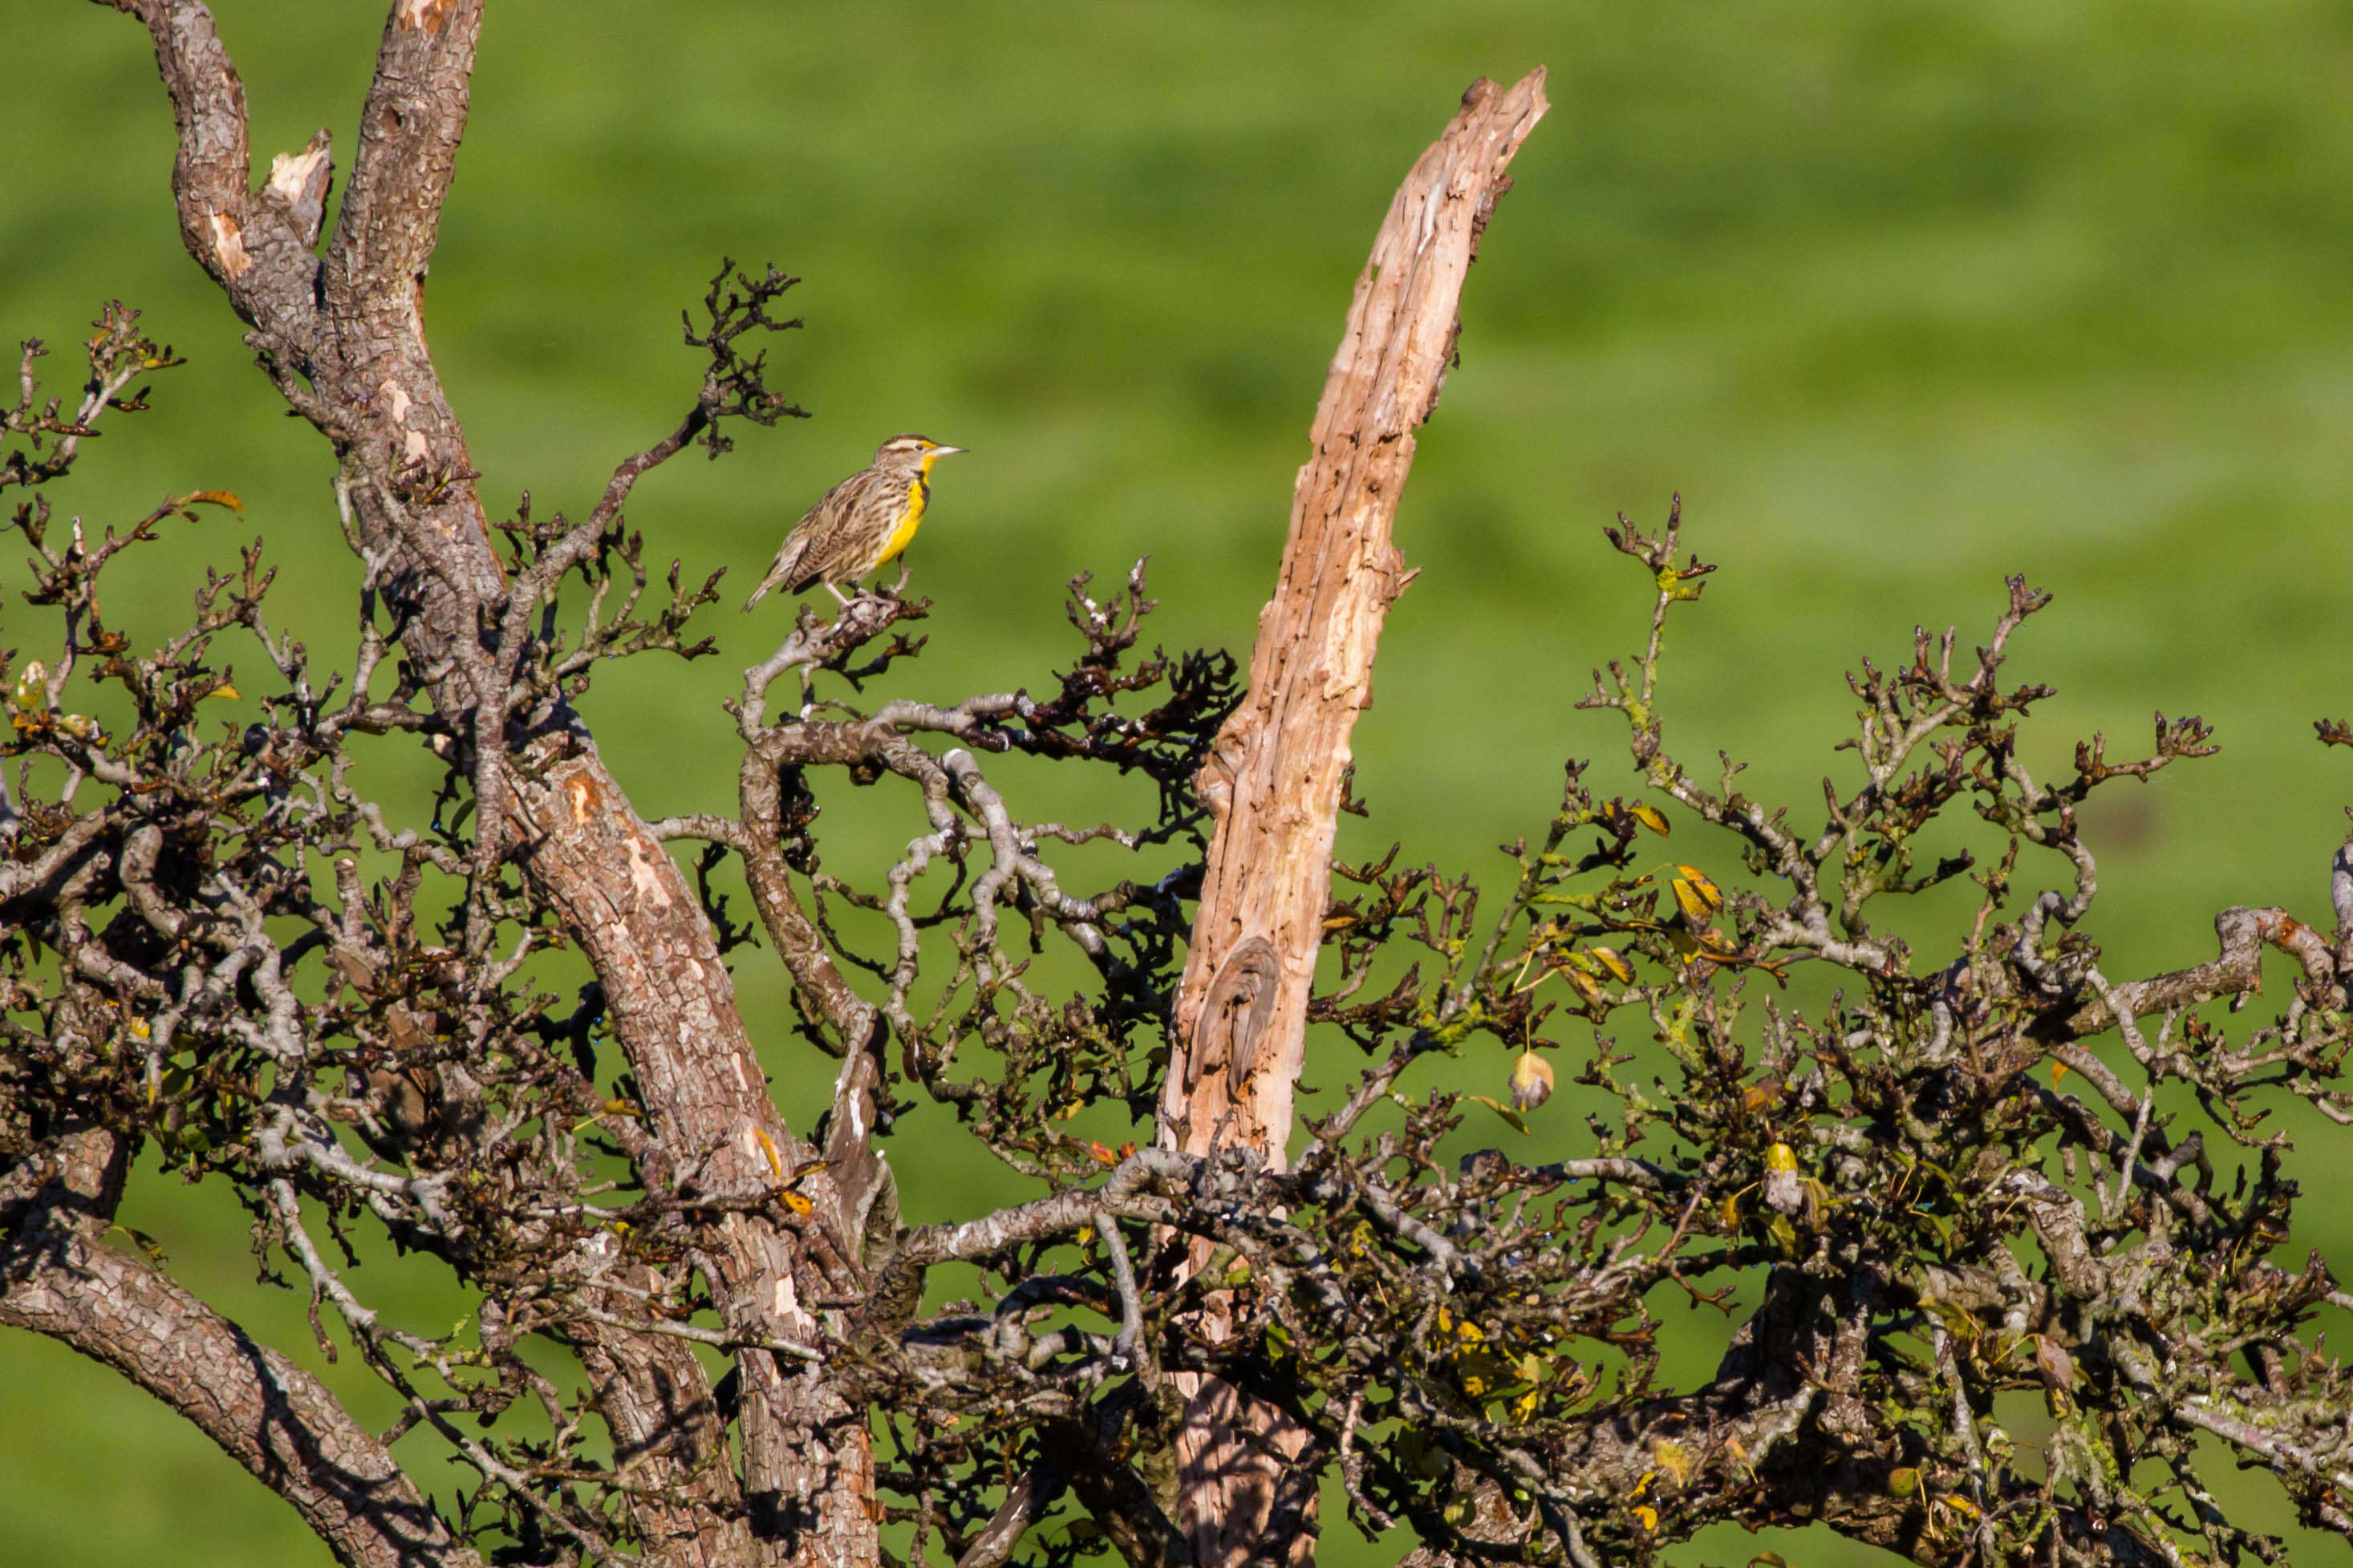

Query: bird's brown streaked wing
[743,475,854,610]
[787,468,891,592]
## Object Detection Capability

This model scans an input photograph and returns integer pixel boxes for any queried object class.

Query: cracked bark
[67,2,875,1563]
[1158,70,1549,1568]
[2,1127,482,1568]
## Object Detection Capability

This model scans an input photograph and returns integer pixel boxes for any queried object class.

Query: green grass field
[8,2,2353,1563]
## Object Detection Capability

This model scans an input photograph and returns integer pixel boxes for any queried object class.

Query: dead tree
[12,8,2353,1568]
[1161,73,1547,1568]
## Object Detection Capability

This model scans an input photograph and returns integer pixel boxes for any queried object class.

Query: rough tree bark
[38,9,1548,1563]
[19,15,2353,1562]
[2,1127,483,1568]
[67,3,881,1565]
[1158,71,1549,1568]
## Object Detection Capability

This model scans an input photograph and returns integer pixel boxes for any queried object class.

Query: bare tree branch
[2,1130,483,1568]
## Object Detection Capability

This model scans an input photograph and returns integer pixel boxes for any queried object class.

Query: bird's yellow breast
[873,463,935,568]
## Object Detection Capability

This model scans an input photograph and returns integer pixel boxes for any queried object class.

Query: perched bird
[743,433,967,610]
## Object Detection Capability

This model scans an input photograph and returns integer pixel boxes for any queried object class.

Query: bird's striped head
[876,433,967,472]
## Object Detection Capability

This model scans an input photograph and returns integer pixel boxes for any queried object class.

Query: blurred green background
[9,1,2353,1563]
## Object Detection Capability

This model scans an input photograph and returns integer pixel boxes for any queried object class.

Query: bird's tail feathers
[745,533,811,613]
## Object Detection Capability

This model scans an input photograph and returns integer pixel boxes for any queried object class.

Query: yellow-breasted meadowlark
[742,433,967,611]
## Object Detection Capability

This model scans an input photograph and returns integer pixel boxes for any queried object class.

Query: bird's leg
[825,581,854,608]
[886,561,913,598]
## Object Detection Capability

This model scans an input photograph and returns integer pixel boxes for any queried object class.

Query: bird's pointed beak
[931,444,968,457]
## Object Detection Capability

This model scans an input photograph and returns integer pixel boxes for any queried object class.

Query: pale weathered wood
[1160,70,1548,1568]
[1164,67,1548,1160]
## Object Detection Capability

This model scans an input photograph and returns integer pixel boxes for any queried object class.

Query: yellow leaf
[1508,1051,1555,1112]
[1695,928,1741,959]
[780,1191,813,1217]
[1463,1093,1531,1134]
[2051,1059,2069,1085]
[1888,1467,1921,1498]
[1589,946,1635,983]
[205,683,241,701]
[1670,878,1714,926]
[1651,1438,1693,1486]
[1632,1505,1658,1532]
[751,1126,787,1180]
[178,489,244,513]
[1629,802,1670,837]
[1764,1142,1799,1173]
[1677,865,1725,910]
[108,1225,169,1264]
[12,660,47,712]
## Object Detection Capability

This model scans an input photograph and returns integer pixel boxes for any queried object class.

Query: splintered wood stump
[1165,69,1549,1162]
[1162,68,1548,1568]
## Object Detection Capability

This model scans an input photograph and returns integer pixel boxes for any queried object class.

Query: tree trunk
[1161,70,1548,1568]
[82,2,877,1562]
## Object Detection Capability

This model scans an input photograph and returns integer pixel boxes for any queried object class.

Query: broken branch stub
[1158,70,1548,1568]
[1164,69,1550,1165]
